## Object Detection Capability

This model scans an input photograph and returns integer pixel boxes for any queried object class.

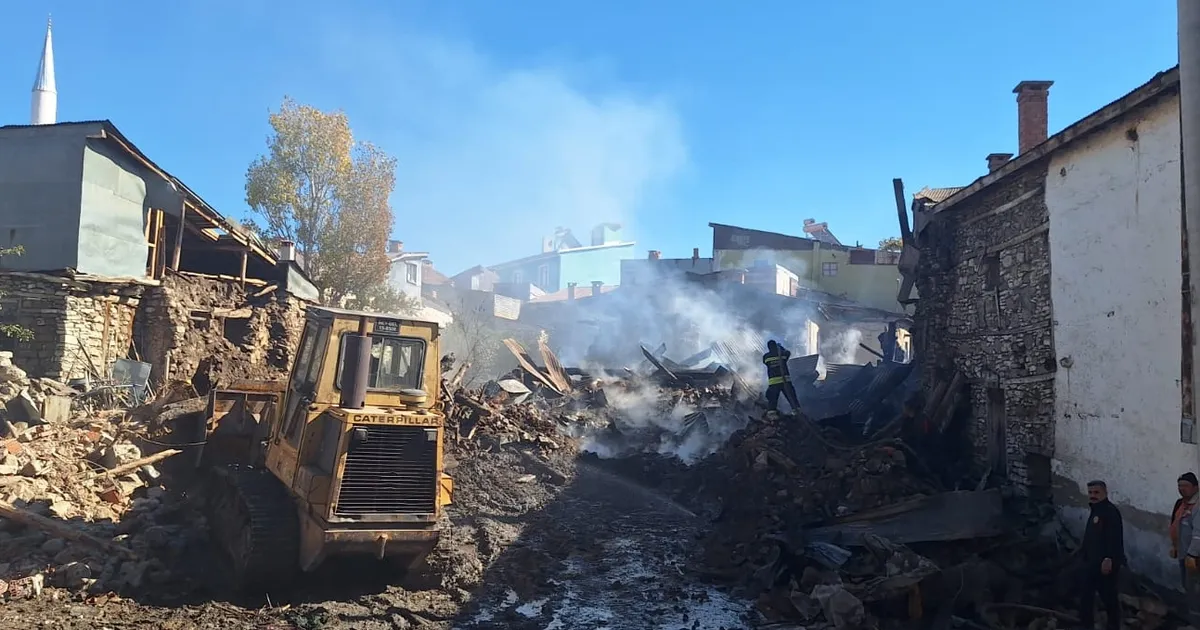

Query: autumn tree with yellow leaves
[245,97,415,312]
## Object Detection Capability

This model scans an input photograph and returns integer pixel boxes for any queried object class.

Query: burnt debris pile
[444,339,1181,630]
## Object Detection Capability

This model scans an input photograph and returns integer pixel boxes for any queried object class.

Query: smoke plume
[544,263,818,463]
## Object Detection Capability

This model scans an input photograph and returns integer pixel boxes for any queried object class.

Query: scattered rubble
[0,337,1187,630]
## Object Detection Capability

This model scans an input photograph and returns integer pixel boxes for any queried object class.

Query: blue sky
[0,1,1181,276]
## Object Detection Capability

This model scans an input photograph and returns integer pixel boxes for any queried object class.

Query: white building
[912,66,1190,588]
[1044,69,1186,586]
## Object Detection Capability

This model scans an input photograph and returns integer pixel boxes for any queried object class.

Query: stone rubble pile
[0,356,196,603]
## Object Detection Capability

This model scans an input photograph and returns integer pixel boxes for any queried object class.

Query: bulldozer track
[205,464,301,593]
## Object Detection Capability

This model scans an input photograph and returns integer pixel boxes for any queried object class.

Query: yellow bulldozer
[191,305,453,589]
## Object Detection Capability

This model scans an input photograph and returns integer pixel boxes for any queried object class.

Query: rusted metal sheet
[804,489,1005,546]
[538,338,572,393]
[501,338,561,394]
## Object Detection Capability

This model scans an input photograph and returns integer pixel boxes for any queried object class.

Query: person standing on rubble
[763,340,800,414]
[1078,480,1123,630]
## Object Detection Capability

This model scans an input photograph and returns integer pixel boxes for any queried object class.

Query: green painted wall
[78,146,149,278]
[715,245,906,312]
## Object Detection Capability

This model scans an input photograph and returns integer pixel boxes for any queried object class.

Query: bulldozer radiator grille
[334,425,438,516]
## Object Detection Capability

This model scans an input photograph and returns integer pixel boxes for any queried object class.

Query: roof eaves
[933,66,1180,215]
[83,122,278,265]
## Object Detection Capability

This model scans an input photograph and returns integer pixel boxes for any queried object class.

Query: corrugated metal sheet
[493,295,521,320]
[711,329,766,372]
[799,361,916,421]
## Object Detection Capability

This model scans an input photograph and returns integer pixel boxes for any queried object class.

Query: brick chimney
[1013,81,1054,154]
[987,153,1014,173]
[590,280,604,296]
[692,247,700,261]
[648,250,661,260]
[387,239,404,254]
[567,282,577,301]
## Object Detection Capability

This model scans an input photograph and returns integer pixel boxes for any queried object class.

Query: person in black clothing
[763,340,800,413]
[1079,480,1124,630]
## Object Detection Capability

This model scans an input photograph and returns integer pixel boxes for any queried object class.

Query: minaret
[31,18,56,125]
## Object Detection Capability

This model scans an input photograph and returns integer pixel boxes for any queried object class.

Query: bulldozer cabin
[191,305,454,589]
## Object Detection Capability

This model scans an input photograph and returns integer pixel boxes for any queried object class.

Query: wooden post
[171,200,186,271]
[239,250,248,288]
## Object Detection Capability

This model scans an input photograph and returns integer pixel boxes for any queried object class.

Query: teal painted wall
[497,257,562,291]
[558,244,634,288]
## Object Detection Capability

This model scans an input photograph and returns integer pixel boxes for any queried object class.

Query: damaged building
[905,69,1188,585]
[0,120,318,391]
[709,221,906,313]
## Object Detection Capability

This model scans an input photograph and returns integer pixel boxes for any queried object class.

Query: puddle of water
[516,598,548,618]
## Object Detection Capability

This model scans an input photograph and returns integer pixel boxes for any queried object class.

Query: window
[536,264,549,289]
[337,335,427,392]
[512,270,524,283]
[983,254,1001,290]
[821,262,838,277]
[285,324,329,445]
[405,262,419,284]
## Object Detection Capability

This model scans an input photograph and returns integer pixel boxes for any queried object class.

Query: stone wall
[136,273,307,393]
[0,272,143,382]
[914,163,1056,492]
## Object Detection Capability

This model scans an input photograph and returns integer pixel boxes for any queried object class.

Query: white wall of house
[388,257,424,304]
[1046,94,1196,587]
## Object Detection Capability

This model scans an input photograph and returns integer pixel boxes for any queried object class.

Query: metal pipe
[1181,0,1200,420]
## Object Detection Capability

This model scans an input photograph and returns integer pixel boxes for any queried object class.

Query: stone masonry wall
[0,273,142,382]
[136,273,307,393]
[914,163,1056,492]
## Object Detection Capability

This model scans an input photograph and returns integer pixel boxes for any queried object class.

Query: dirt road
[453,462,750,629]
[2,449,750,630]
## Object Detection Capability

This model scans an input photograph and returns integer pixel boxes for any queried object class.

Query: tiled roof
[913,187,964,204]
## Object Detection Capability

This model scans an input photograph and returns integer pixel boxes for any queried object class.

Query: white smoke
[574,378,751,464]
[822,329,863,364]
[544,264,816,463]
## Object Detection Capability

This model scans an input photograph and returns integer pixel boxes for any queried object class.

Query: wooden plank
[171,200,186,271]
[0,502,137,559]
[804,489,1005,546]
[501,339,561,394]
[537,338,572,393]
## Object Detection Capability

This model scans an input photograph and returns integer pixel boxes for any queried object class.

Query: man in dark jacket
[763,340,800,413]
[1079,480,1123,630]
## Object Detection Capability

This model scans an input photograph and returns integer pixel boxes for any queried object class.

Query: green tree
[877,236,903,252]
[344,283,421,316]
[245,97,399,305]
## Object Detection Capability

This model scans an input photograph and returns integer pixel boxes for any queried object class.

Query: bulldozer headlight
[424,428,438,442]
[349,426,369,452]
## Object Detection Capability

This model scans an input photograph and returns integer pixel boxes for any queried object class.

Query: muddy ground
[2,438,752,630]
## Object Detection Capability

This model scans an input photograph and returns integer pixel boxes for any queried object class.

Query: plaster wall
[1046,93,1196,587]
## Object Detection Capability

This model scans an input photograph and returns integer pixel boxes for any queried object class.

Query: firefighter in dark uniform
[1078,479,1124,630]
[763,340,800,413]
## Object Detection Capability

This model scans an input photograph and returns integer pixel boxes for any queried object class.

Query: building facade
[489,225,635,294]
[385,240,428,304]
[710,222,904,313]
[620,249,714,286]
[910,68,1189,587]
